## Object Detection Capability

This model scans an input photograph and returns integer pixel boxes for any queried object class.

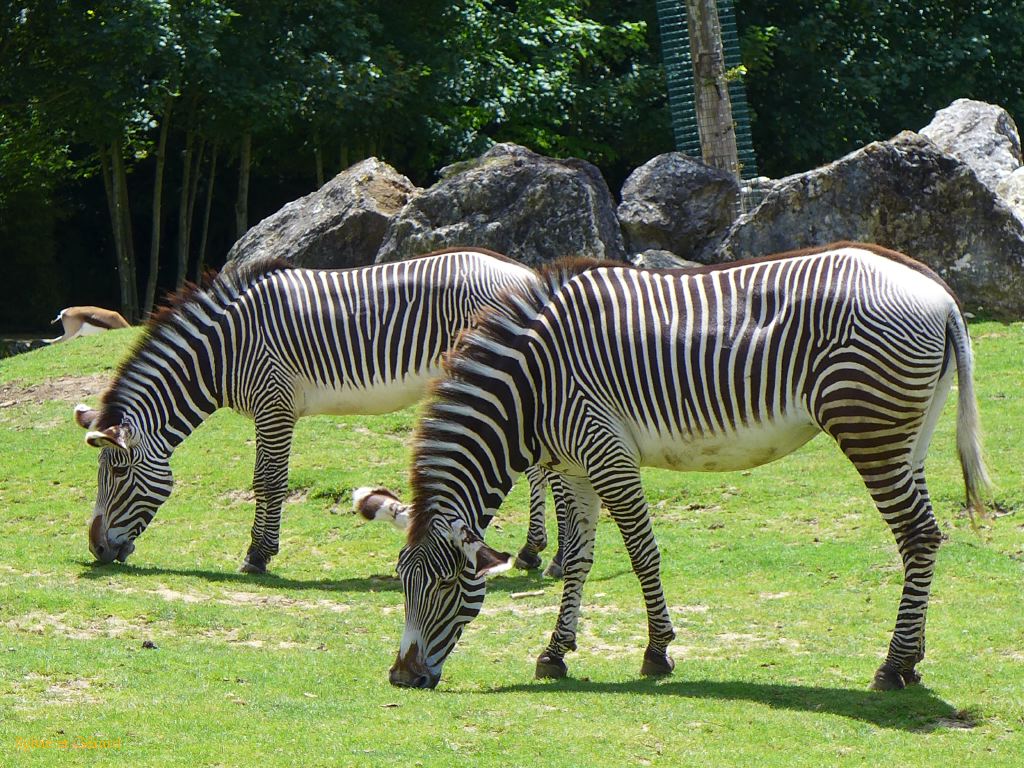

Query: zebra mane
[96,256,294,428]
[406,255,618,545]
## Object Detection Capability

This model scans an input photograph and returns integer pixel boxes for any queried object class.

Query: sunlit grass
[1,325,1022,766]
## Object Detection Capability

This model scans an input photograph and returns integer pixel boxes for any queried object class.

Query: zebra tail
[948,310,991,525]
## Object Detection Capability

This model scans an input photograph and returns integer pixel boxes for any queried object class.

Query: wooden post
[685,0,739,179]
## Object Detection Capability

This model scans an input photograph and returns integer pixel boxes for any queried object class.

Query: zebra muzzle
[388,645,440,689]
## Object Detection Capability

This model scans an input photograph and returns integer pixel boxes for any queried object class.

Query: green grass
[1,325,1022,766]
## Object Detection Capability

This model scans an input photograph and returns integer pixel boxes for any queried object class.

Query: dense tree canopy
[736,0,1024,177]
[1,1,1022,329]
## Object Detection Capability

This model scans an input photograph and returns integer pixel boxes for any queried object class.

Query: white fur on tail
[353,487,410,530]
[948,311,992,523]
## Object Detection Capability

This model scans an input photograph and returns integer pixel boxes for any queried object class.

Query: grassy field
[1,325,1022,766]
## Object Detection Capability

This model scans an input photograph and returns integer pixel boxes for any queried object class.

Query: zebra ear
[448,520,514,578]
[74,404,99,430]
[474,544,515,578]
[85,425,134,451]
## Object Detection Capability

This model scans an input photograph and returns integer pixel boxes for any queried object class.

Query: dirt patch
[219,488,310,506]
[149,586,208,604]
[5,611,138,640]
[13,673,101,706]
[45,677,100,705]
[218,590,351,614]
[920,709,980,732]
[0,373,111,408]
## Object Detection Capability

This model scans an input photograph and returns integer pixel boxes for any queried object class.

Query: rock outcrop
[617,152,739,264]
[920,98,1022,191]
[631,249,701,269]
[228,158,419,268]
[996,167,1024,222]
[376,143,625,266]
[717,131,1024,318]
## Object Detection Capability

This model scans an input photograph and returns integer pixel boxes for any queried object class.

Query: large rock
[228,158,420,268]
[996,167,1024,222]
[717,131,1024,319]
[377,143,625,266]
[617,153,739,264]
[632,249,700,269]
[920,99,1022,191]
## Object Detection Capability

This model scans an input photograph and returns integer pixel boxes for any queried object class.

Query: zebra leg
[240,412,296,574]
[515,465,549,571]
[854,460,943,691]
[543,472,569,579]
[536,476,601,679]
[595,468,675,677]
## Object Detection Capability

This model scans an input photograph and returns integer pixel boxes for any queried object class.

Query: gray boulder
[996,167,1024,222]
[229,158,420,268]
[617,152,739,264]
[717,131,1024,319]
[632,249,701,269]
[377,143,625,266]
[920,98,1022,191]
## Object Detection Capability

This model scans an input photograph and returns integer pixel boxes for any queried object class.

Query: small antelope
[47,307,130,344]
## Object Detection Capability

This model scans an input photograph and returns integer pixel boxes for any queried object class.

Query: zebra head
[75,404,173,564]
[390,518,513,688]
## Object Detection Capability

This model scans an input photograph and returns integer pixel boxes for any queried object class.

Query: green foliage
[1,325,1023,765]
[432,0,663,170]
[736,0,1024,176]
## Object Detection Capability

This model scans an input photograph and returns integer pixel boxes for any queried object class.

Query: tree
[686,0,740,178]
[736,0,1024,176]
[426,0,669,185]
[3,3,176,322]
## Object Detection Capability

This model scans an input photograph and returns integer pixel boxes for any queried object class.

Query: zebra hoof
[514,547,543,571]
[535,653,568,679]
[869,665,907,691]
[239,552,269,574]
[902,668,922,686]
[542,554,564,580]
[640,648,675,677]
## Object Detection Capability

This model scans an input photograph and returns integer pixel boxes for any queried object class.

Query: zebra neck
[105,338,225,455]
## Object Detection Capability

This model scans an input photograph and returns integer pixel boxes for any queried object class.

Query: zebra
[389,242,989,691]
[74,248,559,574]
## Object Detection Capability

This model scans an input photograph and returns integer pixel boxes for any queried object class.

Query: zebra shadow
[483,677,969,731]
[75,561,567,595]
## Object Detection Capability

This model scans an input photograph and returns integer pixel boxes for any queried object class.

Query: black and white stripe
[391,242,988,690]
[76,248,556,572]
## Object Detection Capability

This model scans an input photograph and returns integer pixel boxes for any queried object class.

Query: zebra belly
[294,370,438,417]
[635,415,820,472]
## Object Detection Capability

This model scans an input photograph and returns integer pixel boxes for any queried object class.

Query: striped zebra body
[75,248,555,573]
[391,243,988,690]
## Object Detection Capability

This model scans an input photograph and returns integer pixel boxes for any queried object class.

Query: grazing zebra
[389,242,988,691]
[74,248,558,574]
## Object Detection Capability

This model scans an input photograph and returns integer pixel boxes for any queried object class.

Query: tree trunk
[110,140,139,322]
[185,137,205,280]
[234,131,252,240]
[686,0,739,179]
[144,100,173,316]
[176,129,195,290]
[194,143,218,283]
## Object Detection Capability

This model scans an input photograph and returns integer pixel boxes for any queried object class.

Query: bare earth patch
[5,611,139,640]
[12,673,101,707]
[0,373,111,407]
